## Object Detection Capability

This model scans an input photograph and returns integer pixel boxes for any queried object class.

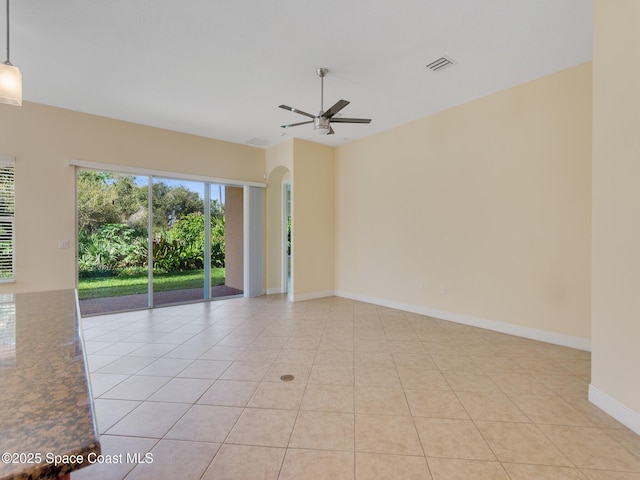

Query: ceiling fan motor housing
[314,116,331,135]
[279,67,371,135]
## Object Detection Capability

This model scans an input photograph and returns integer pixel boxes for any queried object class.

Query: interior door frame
[282,182,292,299]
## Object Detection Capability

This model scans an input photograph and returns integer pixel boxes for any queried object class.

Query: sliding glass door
[77,172,149,314]
[152,178,206,307]
[77,170,245,315]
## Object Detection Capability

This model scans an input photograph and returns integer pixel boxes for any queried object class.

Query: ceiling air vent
[246,137,269,147]
[426,56,455,72]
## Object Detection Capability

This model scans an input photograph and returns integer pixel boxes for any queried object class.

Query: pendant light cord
[5,0,11,64]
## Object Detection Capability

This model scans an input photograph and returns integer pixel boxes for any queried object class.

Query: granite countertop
[0,290,100,480]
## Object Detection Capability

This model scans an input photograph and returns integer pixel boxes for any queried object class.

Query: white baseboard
[244,288,266,298]
[290,290,335,302]
[266,287,284,295]
[335,290,591,351]
[589,385,640,435]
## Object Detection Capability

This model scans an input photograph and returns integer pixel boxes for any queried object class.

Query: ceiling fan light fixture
[314,116,330,135]
[1,0,21,106]
[279,67,370,136]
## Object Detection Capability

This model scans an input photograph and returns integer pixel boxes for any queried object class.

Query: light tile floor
[73,295,640,480]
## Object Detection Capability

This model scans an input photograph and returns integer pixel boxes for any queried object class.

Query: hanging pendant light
[0,0,22,106]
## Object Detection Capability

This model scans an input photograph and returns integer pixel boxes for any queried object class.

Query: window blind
[0,157,15,282]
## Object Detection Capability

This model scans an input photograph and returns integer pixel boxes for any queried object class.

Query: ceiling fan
[279,68,372,135]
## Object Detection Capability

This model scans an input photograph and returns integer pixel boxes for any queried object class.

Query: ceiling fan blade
[279,104,316,119]
[330,117,372,124]
[322,99,350,119]
[281,120,314,129]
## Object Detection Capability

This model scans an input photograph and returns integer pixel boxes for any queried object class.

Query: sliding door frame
[72,159,265,312]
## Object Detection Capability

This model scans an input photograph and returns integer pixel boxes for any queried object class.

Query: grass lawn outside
[78,268,225,300]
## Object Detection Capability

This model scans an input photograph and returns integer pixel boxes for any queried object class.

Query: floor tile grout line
[599,427,640,463]
[392,338,434,478]
[462,391,581,473]
[119,435,163,480]
[535,420,636,473]
[80,295,640,480]
[421,331,560,474]
[282,352,315,477]
[352,314,357,479]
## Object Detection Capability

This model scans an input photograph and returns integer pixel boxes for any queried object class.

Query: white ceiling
[7,1,592,148]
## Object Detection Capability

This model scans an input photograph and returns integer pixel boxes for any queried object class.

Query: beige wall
[266,140,293,174]
[265,141,294,294]
[591,1,640,422]
[224,186,244,290]
[0,102,264,294]
[265,166,290,294]
[336,62,592,341]
[290,139,335,298]
[264,138,334,299]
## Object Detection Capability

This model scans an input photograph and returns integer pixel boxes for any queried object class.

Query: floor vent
[426,56,456,72]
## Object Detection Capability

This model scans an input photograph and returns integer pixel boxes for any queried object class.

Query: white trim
[335,290,591,351]
[282,183,291,296]
[290,290,335,302]
[589,384,640,435]
[243,186,264,297]
[266,287,284,295]
[146,177,154,307]
[203,185,211,299]
[68,158,266,188]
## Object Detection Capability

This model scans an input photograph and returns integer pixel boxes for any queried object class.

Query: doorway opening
[284,183,292,297]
